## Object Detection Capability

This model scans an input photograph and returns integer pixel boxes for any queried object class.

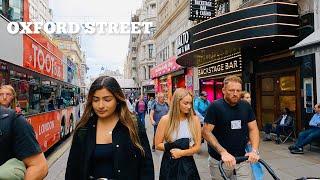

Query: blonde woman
[155,88,201,180]
[0,85,21,113]
[241,91,251,105]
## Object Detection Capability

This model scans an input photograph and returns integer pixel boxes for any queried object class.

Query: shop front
[176,2,309,130]
[290,0,320,128]
[142,79,155,98]
[151,56,193,102]
[198,49,242,102]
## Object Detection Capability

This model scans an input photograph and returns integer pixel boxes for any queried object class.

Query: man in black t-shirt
[202,75,260,180]
[0,106,48,179]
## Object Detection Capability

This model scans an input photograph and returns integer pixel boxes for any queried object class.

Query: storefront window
[9,0,22,21]
[261,95,275,124]
[1,0,22,21]
[261,95,274,109]
[262,112,274,124]
[279,76,295,91]
[280,95,296,112]
[216,0,230,16]
[261,78,274,92]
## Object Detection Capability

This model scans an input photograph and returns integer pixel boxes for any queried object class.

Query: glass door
[259,73,297,127]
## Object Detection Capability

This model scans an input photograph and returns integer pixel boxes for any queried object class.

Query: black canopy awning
[176,2,299,67]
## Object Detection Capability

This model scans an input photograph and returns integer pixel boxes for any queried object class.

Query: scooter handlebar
[218,156,280,180]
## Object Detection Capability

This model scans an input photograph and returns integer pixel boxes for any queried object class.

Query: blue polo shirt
[309,113,320,127]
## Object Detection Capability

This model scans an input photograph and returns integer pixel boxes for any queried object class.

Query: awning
[176,2,299,67]
[290,30,320,57]
[150,56,183,78]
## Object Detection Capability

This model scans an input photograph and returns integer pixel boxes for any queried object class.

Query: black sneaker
[290,147,304,154]
[275,139,280,144]
[152,145,155,152]
[288,145,296,151]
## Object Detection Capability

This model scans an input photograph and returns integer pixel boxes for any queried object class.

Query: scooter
[219,156,279,180]
[219,156,320,180]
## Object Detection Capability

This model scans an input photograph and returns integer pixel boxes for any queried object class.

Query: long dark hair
[76,76,144,155]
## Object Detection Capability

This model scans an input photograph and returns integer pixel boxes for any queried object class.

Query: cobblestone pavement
[46,114,320,179]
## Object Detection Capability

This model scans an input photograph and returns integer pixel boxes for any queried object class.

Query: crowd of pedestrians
[1,74,319,179]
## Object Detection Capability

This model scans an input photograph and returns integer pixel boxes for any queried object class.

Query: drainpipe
[315,0,320,103]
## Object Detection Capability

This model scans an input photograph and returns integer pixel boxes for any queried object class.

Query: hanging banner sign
[189,0,215,21]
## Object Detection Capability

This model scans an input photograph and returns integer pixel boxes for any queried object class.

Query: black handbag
[159,138,200,180]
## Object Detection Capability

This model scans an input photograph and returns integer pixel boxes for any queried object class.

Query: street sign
[189,0,215,21]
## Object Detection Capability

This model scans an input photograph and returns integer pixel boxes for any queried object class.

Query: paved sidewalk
[145,114,320,179]
[46,114,320,179]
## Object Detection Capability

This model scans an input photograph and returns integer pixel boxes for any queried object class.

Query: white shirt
[279,115,287,125]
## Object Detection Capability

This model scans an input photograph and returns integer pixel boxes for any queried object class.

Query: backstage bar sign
[189,0,214,21]
[176,31,191,56]
[198,56,242,78]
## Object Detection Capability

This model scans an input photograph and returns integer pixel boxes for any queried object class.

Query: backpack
[197,98,209,115]
[0,107,20,165]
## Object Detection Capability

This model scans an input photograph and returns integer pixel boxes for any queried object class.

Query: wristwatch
[251,149,260,155]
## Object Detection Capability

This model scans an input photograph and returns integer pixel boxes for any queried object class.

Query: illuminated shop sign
[198,54,242,78]
[189,0,215,21]
[176,31,191,56]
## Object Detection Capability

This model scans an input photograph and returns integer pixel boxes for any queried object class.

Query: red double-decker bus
[0,9,81,152]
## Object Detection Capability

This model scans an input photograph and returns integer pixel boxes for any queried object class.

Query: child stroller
[219,156,320,180]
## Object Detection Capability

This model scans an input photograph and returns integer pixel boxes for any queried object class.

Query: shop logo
[29,43,62,78]
[177,31,191,56]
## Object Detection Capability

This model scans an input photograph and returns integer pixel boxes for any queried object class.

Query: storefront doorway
[200,78,224,102]
[257,71,299,128]
[172,74,185,93]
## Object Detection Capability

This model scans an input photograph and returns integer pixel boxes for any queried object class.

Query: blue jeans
[245,144,264,180]
[137,112,146,127]
[295,127,320,148]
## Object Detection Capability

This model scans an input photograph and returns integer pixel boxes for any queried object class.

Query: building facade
[125,0,157,97]
[137,0,157,97]
[28,0,52,23]
[126,12,140,86]
[52,34,87,92]
[152,0,194,101]
[176,0,317,133]
[291,0,320,105]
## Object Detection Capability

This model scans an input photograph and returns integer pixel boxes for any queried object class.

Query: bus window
[0,61,9,85]
[40,79,55,112]
[61,86,75,107]
[28,75,41,115]
[9,68,29,114]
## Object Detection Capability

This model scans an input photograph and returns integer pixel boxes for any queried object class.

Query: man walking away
[149,93,169,152]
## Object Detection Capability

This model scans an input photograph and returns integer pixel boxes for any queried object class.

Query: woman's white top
[171,119,194,146]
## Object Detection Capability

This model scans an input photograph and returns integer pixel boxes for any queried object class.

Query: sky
[49,0,142,79]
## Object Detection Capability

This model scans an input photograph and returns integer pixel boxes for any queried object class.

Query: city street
[1,0,320,180]
[46,114,320,180]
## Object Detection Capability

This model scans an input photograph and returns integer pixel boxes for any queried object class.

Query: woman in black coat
[65,76,154,180]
